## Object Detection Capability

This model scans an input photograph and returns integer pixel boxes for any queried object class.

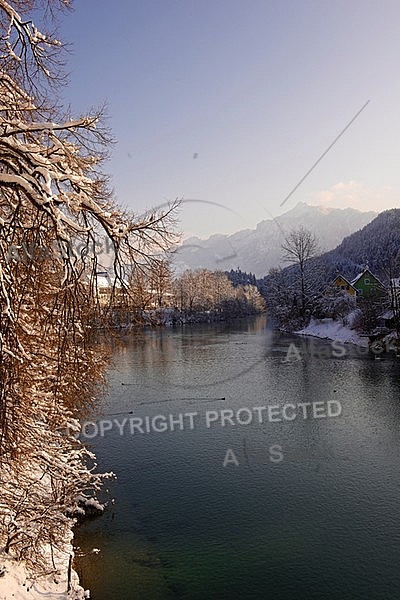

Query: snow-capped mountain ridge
[173,202,377,278]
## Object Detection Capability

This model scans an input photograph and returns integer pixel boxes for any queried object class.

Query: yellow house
[326,275,358,297]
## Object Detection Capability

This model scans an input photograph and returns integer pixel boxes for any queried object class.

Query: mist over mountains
[172,202,377,278]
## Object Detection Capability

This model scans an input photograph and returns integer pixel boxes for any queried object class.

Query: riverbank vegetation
[141,268,265,325]
[259,219,400,343]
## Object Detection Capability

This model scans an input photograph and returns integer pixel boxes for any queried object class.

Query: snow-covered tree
[173,268,264,316]
[0,0,178,577]
[281,226,320,315]
[150,259,174,307]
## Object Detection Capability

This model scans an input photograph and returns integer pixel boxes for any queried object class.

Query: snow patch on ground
[0,536,89,600]
[296,317,368,346]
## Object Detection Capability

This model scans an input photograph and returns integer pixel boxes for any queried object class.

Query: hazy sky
[60,0,400,238]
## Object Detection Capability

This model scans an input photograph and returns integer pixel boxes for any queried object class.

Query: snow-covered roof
[96,275,110,288]
[146,289,173,296]
[93,272,127,289]
[379,310,396,320]
[351,268,385,288]
[350,271,364,285]
[331,275,356,289]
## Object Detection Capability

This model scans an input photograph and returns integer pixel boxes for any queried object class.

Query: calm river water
[74,315,400,599]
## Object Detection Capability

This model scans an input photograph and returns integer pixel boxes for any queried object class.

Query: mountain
[172,202,377,278]
[259,208,400,297]
[316,208,400,281]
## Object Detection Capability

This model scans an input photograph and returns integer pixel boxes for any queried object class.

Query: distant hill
[315,207,400,281]
[259,208,400,295]
[172,202,377,278]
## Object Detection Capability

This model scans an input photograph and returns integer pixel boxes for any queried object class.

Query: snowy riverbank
[0,458,105,600]
[295,317,368,347]
[0,536,88,599]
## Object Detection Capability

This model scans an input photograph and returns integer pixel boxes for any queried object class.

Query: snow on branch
[0,0,179,579]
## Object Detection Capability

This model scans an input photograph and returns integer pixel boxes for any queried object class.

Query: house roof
[96,275,111,288]
[331,275,357,291]
[351,268,385,288]
[93,272,127,289]
[380,309,396,320]
[350,272,363,285]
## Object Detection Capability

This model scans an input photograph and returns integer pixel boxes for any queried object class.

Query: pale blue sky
[60,0,400,237]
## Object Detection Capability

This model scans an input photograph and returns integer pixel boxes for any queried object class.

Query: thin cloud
[309,180,398,212]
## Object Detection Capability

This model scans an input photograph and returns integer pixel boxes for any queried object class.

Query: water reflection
[75,317,400,600]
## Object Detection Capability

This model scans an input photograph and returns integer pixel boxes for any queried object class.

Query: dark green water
[75,316,400,599]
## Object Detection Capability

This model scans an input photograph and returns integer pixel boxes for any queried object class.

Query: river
[74,315,400,599]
